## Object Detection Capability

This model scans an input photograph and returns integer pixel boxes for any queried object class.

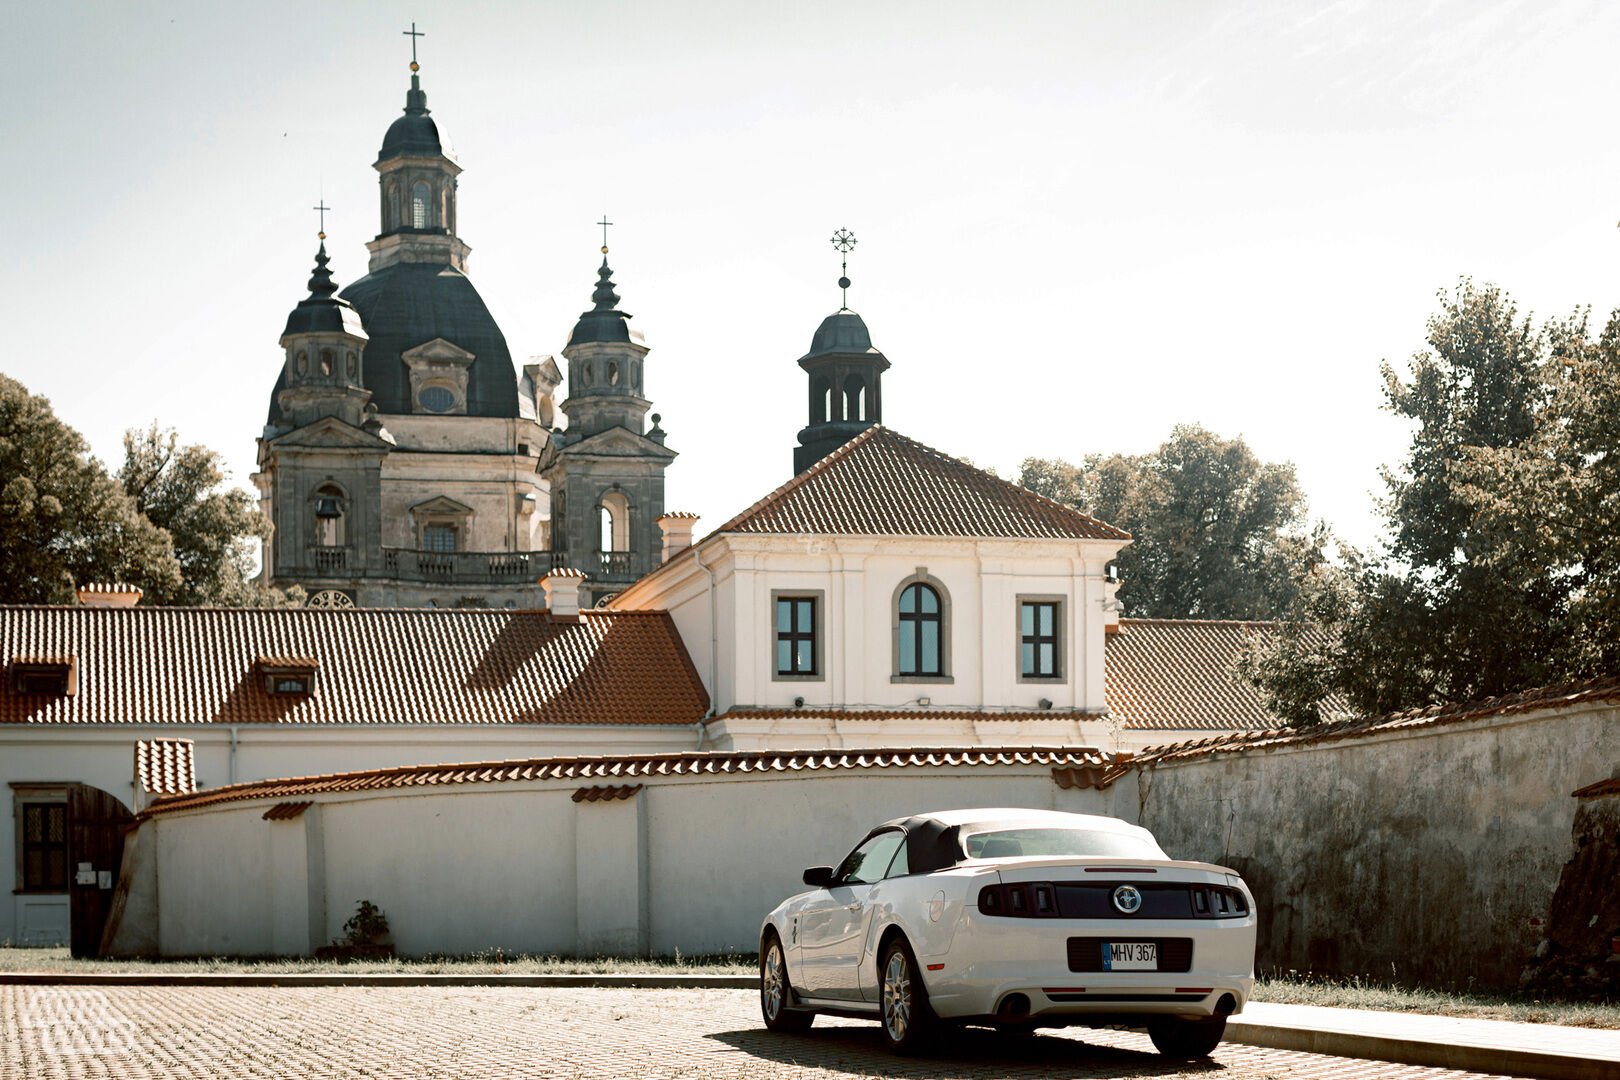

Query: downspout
[228,724,240,785]
[693,545,718,749]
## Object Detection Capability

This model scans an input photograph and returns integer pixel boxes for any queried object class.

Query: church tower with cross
[793,229,891,474]
[539,225,678,607]
[255,28,604,609]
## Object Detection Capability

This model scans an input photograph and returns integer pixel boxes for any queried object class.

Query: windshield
[961,826,1164,861]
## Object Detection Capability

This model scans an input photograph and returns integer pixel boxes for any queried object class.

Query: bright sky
[5,0,1619,553]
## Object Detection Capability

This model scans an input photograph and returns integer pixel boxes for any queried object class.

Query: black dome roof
[566,259,634,347]
[802,310,881,360]
[268,261,519,423]
[378,75,443,162]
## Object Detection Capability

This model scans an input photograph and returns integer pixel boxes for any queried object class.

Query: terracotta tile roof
[135,738,196,796]
[0,607,707,727]
[1120,675,1620,777]
[716,707,1102,723]
[140,745,1110,818]
[262,801,313,820]
[709,426,1129,542]
[1573,777,1620,800]
[1104,618,1347,730]
[572,784,643,803]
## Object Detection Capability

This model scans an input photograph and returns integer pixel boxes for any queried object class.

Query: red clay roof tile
[709,426,1129,542]
[141,745,1111,817]
[1105,618,1347,730]
[0,607,708,728]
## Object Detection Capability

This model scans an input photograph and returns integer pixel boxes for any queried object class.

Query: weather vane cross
[830,227,857,310]
[313,199,330,240]
[598,215,613,255]
[403,22,425,71]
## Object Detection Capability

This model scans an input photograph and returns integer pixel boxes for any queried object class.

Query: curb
[1225,1017,1616,1080]
[0,972,758,989]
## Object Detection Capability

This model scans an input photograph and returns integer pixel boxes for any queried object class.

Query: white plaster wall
[642,772,1116,955]
[125,765,1126,958]
[318,788,579,955]
[155,810,274,955]
[618,535,1121,718]
[0,722,692,946]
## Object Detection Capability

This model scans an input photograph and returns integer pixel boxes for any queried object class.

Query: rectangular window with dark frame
[775,596,818,676]
[1020,600,1060,678]
[21,803,68,892]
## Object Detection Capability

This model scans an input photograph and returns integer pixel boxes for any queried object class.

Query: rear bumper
[924,913,1256,1022]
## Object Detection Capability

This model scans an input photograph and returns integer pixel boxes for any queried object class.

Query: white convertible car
[759,808,1256,1057]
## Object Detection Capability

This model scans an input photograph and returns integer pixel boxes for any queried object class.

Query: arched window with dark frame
[897,582,943,677]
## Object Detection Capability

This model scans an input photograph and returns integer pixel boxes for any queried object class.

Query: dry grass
[1253,971,1620,1029]
[0,946,753,976]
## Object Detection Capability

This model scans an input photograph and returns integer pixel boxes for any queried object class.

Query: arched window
[894,573,951,680]
[386,182,400,230]
[599,490,630,552]
[319,349,333,376]
[844,374,866,422]
[313,484,346,547]
[812,376,832,423]
[411,182,431,229]
[608,361,620,386]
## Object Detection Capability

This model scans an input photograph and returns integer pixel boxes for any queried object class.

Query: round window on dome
[419,385,457,413]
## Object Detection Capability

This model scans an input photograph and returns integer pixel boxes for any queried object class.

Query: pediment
[524,356,562,390]
[559,426,678,461]
[271,416,392,451]
[402,337,477,366]
[410,495,474,517]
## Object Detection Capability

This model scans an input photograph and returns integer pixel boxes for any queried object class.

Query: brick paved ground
[0,986,1535,1079]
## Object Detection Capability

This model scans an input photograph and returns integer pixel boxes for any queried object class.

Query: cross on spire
[313,200,330,240]
[830,227,857,311]
[402,22,425,71]
[598,215,613,255]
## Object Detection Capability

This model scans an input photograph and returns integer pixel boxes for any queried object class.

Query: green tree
[1019,424,1323,619]
[117,424,285,607]
[0,376,181,603]
[1244,280,1569,720]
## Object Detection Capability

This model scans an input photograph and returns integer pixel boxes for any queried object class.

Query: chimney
[541,568,588,621]
[658,512,700,563]
[77,582,143,609]
[1103,579,1124,635]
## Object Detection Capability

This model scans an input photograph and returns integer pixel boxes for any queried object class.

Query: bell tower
[542,229,676,606]
[366,33,469,274]
[794,228,891,474]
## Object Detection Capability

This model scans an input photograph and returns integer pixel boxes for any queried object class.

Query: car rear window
[961,827,1164,860]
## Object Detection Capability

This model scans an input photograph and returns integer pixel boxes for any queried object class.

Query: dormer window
[419,384,457,413]
[11,656,76,696]
[258,657,319,696]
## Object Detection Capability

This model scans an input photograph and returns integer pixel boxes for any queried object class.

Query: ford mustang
[758,808,1256,1057]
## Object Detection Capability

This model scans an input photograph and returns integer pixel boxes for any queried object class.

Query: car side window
[839,831,906,885]
[884,840,909,878]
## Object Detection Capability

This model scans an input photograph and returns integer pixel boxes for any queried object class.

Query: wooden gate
[68,784,133,958]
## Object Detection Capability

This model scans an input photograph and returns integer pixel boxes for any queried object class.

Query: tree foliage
[1020,424,1324,619]
[0,375,181,603]
[117,424,284,607]
[0,376,292,607]
[1242,280,1593,722]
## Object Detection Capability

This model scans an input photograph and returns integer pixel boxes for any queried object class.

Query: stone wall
[1134,696,1620,989]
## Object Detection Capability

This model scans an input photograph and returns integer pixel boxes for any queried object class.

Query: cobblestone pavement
[0,986,1536,1079]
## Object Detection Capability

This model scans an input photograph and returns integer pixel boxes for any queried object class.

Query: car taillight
[1190,885,1248,918]
[976,883,1060,918]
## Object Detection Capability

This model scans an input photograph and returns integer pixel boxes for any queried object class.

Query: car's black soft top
[877,813,1086,874]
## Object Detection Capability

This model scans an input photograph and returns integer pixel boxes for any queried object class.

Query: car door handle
[846,903,862,912]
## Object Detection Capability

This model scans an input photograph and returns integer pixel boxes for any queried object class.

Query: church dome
[566,258,635,347]
[377,75,444,162]
[802,310,879,360]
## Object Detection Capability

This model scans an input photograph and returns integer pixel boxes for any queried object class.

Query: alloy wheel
[762,943,785,1020]
[883,950,911,1041]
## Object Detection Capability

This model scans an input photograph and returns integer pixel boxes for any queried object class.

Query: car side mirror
[802,865,835,888]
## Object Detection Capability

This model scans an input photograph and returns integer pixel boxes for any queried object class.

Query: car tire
[760,933,813,1033]
[878,938,938,1055]
[1148,1016,1226,1059]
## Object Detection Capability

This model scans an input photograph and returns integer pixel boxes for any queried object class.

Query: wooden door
[67,784,133,958]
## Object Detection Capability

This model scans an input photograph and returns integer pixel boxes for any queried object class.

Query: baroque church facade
[254,65,672,609]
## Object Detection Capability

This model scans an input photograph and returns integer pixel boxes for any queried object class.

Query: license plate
[1102,942,1157,971]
